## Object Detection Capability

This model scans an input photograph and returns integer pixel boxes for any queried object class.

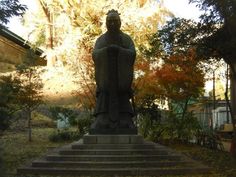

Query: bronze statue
[90,9,137,134]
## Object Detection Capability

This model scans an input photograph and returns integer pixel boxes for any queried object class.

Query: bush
[137,114,166,142]
[138,111,202,144]
[76,116,93,134]
[0,75,20,133]
[48,130,81,142]
[0,108,11,133]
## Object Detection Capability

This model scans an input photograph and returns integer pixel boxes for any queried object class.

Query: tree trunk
[181,99,189,120]
[212,71,216,131]
[38,0,55,67]
[229,63,236,157]
[226,64,230,123]
[28,109,32,142]
[230,64,236,121]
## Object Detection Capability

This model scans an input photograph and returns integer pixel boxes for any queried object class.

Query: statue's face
[106,13,121,33]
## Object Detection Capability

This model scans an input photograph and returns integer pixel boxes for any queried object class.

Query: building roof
[0,27,43,56]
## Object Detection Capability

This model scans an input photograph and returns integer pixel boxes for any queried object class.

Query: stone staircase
[18,135,211,176]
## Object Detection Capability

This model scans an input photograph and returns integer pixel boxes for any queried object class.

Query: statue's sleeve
[118,34,136,92]
[92,36,109,91]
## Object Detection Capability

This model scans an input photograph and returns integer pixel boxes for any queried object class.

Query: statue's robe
[92,31,136,125]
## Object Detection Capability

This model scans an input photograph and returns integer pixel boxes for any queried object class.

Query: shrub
[0,144,4,177]
[0,108,11,133]
[48,130,81,142]
[138,111,202,144]
[0,75,20,134]
[76,116,93,134]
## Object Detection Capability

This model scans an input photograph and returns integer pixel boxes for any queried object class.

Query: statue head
[106,9,121,33]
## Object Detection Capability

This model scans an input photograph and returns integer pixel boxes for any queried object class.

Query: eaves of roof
[0,27,43,56]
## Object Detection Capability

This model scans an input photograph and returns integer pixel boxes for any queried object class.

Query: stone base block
[83,135,144,144]
[89,128,137,135]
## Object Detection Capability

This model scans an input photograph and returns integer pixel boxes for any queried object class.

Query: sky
[163,0,203,21]
[7,0,204,36]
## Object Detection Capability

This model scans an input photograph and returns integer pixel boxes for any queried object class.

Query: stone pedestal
[17,134,211,176]
[89,127,137,135]
[83,134,143,144]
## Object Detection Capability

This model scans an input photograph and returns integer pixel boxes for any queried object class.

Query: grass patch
[0,128,73,177]
[31,111,56,128]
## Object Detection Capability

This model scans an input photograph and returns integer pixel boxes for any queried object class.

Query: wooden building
[0,27,46,73]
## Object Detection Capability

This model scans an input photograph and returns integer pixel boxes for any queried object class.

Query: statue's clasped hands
[107,44,120,54]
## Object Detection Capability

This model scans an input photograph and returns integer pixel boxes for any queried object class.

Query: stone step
[83,135,144,144]
[59,149,168,155]
[32,160,192,168]
[46,154,181,161]
[71,143,157,150]
[17,137,211,176]
[18,166,211,176]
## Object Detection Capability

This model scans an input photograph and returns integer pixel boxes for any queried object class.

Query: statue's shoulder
[121,32,132,40]
[96,33,106,42]
[94,33,107,48]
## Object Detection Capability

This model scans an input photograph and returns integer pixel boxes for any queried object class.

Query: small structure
[188,98,230,129]
[212,107,232,129]
[217,123,235,152]
[0,27,46,73]
[57,113,70,130]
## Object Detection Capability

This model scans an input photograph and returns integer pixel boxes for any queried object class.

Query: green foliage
[75,115,93,134]
[48,130,81,142]
[0,75,21,133]
[15,49,44,111]
[191,0,236,69]
[0,108,11,132]
[159,1,236,65]
[0,0,27,27]
[0,75,20,105]
[137,95,161,122]
[137,115,164,142]
[195,129,224,150]
[6,49,45,141]
[137,96,162,140]
[189,0,234,26]
[153,17,198,56]
[138,110,202,144]
[161,111,201,143]
[175,112,202,142]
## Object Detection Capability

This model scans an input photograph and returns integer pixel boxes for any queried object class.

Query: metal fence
[194,110,231,130]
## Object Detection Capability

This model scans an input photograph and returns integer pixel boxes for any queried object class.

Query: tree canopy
[188,0,236,65]
[0,0,27,27]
